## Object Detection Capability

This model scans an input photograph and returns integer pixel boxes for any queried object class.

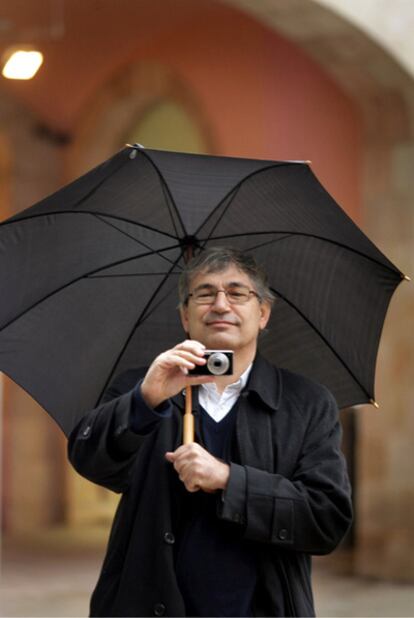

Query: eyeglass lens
[192,285,253,304]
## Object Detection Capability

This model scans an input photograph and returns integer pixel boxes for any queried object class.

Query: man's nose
[211,290,231,311]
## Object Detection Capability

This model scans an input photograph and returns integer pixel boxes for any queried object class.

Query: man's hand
[165,443,230,493]
[140,340,215,409]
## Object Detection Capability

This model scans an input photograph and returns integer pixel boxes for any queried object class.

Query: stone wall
[0,95,67,533]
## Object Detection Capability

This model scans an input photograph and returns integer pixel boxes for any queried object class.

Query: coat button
[114,424,126,437]
[278,528,288,540]
[164,532,175,544]
[153,603,166,616]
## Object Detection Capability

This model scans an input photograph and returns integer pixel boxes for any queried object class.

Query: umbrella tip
[370,398,380,409]
[403,274,411,282]
[126,143,145,159]
[125,143,144,147]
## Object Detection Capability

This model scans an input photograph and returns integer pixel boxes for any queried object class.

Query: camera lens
[206,352,230,376]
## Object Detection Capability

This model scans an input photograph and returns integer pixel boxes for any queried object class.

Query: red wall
[161,9,361,218]
[2,0,362,217]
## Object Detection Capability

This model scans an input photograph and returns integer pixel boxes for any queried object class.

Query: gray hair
[178,247,275,306]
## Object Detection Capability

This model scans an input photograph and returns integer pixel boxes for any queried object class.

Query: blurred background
[0,0,414,615]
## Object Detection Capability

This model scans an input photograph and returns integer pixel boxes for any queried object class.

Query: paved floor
[1,536,414,617]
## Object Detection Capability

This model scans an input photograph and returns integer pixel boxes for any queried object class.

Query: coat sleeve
[67,371,172,493]
[217,387,353,555]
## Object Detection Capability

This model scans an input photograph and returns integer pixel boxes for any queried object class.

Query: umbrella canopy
[0,145,405,436]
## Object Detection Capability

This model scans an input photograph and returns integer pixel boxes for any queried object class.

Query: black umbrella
[0,145,407,436]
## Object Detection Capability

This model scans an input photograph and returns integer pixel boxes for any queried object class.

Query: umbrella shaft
[183,385,194,443]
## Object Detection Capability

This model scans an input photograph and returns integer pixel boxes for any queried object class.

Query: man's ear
[259,301,271,330]
[179,304,189,333]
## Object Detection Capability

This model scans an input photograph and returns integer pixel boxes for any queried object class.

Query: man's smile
[205,319,239,327]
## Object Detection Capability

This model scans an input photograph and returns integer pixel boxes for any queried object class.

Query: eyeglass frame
[186,284,262,305]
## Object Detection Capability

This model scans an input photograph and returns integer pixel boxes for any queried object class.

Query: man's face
[180,264,271,356]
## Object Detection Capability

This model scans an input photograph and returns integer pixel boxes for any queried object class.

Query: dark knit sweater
[174,403,258,617]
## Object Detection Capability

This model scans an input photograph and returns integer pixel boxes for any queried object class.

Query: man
[69,247,352,617]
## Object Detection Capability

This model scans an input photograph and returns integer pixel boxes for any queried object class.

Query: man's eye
[196,292,214,299]
[228,288,248,297]
[228,292,243,298]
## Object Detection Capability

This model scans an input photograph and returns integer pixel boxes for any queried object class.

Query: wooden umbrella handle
[183,385,194,444]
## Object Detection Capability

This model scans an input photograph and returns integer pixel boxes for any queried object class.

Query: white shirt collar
[198,363,253,422]
[200,362,252,396]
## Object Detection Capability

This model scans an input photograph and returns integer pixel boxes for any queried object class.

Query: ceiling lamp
[2,47,43,80]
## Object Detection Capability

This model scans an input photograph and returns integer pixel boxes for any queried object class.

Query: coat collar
[243,353,281,412]
[171,353,281,413]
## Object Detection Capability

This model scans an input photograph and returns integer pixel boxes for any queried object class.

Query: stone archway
[221,0,414,581]
[66,62,215,182]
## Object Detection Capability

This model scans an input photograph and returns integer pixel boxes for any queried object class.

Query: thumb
[165,451,175,462]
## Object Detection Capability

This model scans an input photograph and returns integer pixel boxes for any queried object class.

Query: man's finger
[174,349,207,365]
[167,443,205,460]
[163,353,197,370]
[174,340,206,357]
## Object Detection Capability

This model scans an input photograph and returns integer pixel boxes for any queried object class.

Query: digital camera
[188,350,233,376]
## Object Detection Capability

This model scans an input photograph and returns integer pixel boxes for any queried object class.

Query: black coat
[68,355,352,617]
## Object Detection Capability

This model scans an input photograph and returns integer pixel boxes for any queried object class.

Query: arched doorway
[126,99,208,153]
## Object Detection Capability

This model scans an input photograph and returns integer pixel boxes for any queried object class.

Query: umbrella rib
[134,281,178,327]
[88,272,182,279]
[0,153,130,229]
[160,181,180,239]
[269,285,374,403]
[92,213,181,270]
[0,244,182,334]
[69,153,130,209]
[0,209,178,241]
[94,251,185,405]
[193,162,303,239]
[137,148,187,236]
[55,153,129,211]
[199,187,241,250]
[240,235,295,252]
[201,231,402,276]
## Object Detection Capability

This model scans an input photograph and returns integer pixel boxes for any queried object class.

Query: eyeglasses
[187,285,260,305]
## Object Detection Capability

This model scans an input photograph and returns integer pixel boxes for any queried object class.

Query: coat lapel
[235,394,274,471]
[171,354,280,470]
[234,354,280,472]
